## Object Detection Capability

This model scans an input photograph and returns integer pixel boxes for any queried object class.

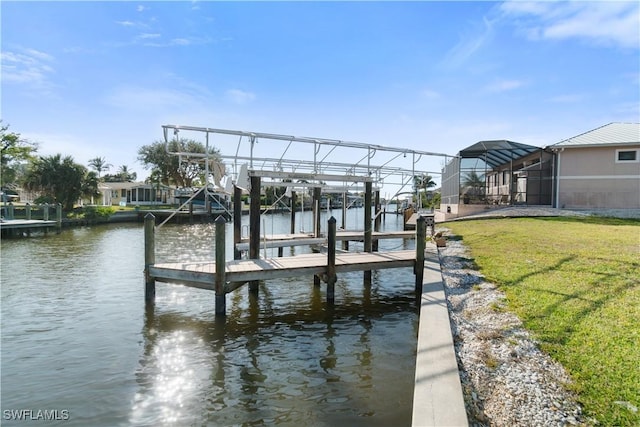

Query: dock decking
[0,219,60,237]
[149,249,417,292]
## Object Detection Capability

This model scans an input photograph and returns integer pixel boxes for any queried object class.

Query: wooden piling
[290,191,297,235]
[144,213,156,304]
[233,185,242,260]
[25,203,31,220]
[364,181,372,285]
[56,203,62,233]
[415,216,426,292]
[313,186,321,237]
[373,190,380,252]
[249,175,261,294]
[215,216,226,316]
[327,216,337,302]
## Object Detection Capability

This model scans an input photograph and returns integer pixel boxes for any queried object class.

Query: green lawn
[445,216,640,426]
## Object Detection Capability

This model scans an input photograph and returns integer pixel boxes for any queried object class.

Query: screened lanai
[440,140,553,216]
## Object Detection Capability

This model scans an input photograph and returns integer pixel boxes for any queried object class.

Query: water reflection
[133,276,419,426]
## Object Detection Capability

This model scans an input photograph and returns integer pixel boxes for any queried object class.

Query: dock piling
[364,181,372,285]
[144,213,156,304]
[215,216,227,316]
[249,175,261,294]
[290,191,297,235]
[415,216,426,292]
[56,203,62,233]
[233,185,242,260]
[326,217,337,302]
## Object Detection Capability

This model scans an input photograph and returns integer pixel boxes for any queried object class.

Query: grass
[446,216,640,426]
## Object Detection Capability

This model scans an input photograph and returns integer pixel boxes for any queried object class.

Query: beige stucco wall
[557,145,640,209]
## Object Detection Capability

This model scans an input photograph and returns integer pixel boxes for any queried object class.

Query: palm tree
[87,157,112,179]
[462,170,485,203]
[413,174,436,209]
[117,165,137,182]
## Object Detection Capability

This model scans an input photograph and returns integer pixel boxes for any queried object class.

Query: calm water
[1,209,419,426]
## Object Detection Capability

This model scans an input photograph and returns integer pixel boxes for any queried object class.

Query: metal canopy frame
[161,125,454,207]
[459,140,540,169]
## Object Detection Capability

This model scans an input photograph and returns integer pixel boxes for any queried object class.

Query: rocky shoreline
[437,235,590,427]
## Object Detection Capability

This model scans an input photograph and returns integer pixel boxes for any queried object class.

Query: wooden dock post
[25,203,31,220]
[327,216,337,302]
[290,190,297,235]
[341,192,348,250]
[415,216,426,292]
[364,181,373,285]
[313,186,321,237]
[215,216,227,316]
[144,213,156,304]
[56,203,62,233]
[249,175,261,294]
[373,190,381,252]
[233,185,242,260]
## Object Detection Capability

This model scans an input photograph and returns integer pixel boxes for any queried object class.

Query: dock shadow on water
[132,268,420,427]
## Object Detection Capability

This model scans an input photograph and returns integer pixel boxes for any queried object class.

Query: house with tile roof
[548,122,640,209]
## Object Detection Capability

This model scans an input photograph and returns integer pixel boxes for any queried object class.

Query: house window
[616,149,638,163]
[121,189,126,197]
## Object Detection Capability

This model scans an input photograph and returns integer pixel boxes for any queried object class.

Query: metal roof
[551,122,640,148]
[458,140,541,169]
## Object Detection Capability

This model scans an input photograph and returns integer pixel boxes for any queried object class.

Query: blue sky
[2,1,639,189]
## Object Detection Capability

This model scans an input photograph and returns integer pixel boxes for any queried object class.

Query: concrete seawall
[412,252,468,426]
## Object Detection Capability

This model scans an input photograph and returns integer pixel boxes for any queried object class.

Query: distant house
[548,122,640,209]
[99,182,175,206]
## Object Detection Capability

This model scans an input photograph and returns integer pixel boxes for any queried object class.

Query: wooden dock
[0,219,60,237]
[144,214,430,316]
[150,250,416,292]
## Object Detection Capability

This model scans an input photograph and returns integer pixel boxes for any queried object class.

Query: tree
[23,154,95,210]
[413,173,436,208]
[137,138,221,188]
[1,122,38,188]
[462,170,485,202]
[117,165,137,182]
[87,157,112,179]
[102,165,137,182]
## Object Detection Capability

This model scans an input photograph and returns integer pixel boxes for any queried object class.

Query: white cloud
[116,20,135,27]
[226,89,256,105]
[137,5,146,13]
[421,89,440,100]
[500,1,640,49]
[548,93,585,104]
[483,79,526,93]
[138,33,161,39]
[1,48,55,89]
[103,86,205,111]
[170,38,191,46]
[441,16,496,68]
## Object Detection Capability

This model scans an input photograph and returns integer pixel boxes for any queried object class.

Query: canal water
[1,209,419,426]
